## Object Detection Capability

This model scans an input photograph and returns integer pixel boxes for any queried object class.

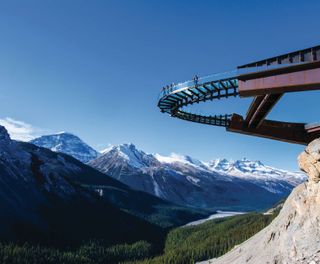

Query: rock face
[199,139,320,264]
[298,138,320,183]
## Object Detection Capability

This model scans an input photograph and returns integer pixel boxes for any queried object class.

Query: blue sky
[0,0,319,170]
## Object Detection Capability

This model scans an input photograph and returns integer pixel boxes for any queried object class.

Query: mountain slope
[30,132,99,163]
[89,144,306,211]
[0,126,163,247]
[135,212,278,264]
[0,126,208,247]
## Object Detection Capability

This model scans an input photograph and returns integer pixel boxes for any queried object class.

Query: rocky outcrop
[199,139,320,264]
[299,138,320,183]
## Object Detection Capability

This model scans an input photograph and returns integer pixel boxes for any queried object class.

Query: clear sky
[0,0,319,170]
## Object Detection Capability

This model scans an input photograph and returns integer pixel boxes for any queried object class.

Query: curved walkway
[157,70,238,127]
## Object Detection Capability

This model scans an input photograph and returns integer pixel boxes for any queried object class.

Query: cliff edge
[199,139,320,264]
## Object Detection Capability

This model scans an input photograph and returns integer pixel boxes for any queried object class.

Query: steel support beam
[228,114,320,145]
[238,62,320,97]
[245,93,283,128]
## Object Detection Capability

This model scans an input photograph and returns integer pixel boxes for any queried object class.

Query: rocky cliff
[199,139,320,264]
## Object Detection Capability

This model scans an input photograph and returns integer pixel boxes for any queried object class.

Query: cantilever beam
[238,61,320,97]
[228,114,320,145]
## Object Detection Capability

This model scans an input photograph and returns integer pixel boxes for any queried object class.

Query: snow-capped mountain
[30,132,99,163]
[89,143,306,211]
[100,143,160,169]
[208,158,306,190]
[0,126,207,244]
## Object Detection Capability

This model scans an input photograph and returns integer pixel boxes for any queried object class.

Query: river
[185,210,246,226]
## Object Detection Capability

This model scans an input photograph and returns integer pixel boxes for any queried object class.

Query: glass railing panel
[159,70,238,99]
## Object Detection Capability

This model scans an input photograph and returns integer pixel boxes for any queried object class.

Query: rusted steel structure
[157,45,320,145]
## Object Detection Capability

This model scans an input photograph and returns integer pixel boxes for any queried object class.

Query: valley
[0,128,308,263]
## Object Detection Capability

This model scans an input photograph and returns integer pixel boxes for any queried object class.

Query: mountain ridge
[29,132,306,210]
[89,143,306,211]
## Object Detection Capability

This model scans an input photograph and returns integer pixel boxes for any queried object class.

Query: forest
[0,212,278,264]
